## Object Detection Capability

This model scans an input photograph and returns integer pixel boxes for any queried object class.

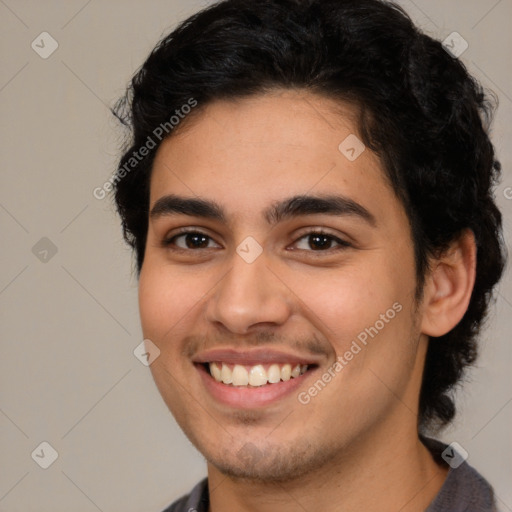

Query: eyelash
[162,228,351,254]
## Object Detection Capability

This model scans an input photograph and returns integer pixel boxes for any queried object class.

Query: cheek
[138,266,165,338]
[138,262,202,341]
[287,259,409,344]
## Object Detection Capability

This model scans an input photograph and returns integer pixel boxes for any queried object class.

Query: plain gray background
[1,1,511,511]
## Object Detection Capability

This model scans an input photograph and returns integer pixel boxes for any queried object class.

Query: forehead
[156,90,362,163]
[149,90,399,223]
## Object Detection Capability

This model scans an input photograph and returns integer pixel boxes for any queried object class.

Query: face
[139,90,426,482]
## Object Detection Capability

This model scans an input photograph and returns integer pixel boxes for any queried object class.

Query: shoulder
[421,436,497,512]
[160,478,209,512]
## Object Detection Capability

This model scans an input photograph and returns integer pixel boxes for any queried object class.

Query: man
[112,0,505,510]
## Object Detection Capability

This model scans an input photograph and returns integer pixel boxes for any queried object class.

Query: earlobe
[420,229,477,337]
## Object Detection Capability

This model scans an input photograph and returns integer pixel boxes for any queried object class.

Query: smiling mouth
[203,362,313,387]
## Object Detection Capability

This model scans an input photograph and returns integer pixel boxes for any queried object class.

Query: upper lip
[192,348,323,366]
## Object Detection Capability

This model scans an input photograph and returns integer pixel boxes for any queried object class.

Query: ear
[420,229,477,337]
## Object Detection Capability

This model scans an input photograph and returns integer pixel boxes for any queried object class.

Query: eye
[162,228,350,253]
[163,230,221,250]
[292,230,351,252]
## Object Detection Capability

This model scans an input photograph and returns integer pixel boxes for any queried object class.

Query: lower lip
[196,364,314,409]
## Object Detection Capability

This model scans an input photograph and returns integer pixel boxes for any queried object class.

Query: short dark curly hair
[112,0,506,433]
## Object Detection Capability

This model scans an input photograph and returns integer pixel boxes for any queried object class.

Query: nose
[205,250,292,335]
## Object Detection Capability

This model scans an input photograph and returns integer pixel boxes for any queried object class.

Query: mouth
[192,349,321,408]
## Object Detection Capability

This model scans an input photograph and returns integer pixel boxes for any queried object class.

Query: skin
[138,90,476,511]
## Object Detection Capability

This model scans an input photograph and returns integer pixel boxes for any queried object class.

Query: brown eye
[308,233,333,250]
[164,231,220,250]
[293,231,350,252]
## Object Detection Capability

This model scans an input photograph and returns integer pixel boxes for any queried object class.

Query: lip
[192,347,323,366]
[195,360,319,409]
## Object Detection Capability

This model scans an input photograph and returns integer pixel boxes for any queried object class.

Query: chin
[204,439,336,484]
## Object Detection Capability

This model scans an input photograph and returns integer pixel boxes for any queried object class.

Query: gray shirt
[162,437,497,511]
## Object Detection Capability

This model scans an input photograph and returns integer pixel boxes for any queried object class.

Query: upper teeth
[209,363,308,387]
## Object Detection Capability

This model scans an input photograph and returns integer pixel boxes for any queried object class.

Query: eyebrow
[150,193,376,227]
